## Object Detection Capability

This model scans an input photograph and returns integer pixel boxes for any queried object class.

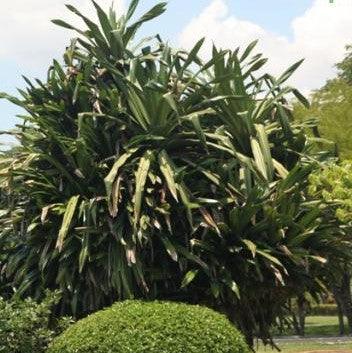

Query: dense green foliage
[309,162,352,334]
[336,45,352,84]
[294,79,352,160]
[48,300,249,353]
[294,45,352,160]
[309,161,352,223]
[0,0,349,345]
[0,292,70,353]
[295,45,352,333]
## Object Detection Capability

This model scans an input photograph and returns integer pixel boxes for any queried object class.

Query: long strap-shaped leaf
[134,150,153,230]
[158,150,178,201]
[56,195,80,252]
[250,137,268,181]
[124,2,167,45]
[104,148,138,217]
[255,124,274,181]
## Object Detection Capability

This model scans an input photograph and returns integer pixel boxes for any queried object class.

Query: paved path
[299,351,352,353]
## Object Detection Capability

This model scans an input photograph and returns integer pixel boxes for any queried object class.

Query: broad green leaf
[190,114,208,152]
[180,38,205,75]
[240,40,258,62]
[124,2,167,44]
[277,105,294,141]
[79,234,90,273]
[127,0,139,20]
[134,151,153,229]
[277,59,304,85]
[242,239,257,258]
[51,19,77,30]
[105,148,138,217]
[211,282,220,298]
[255,124,274,181]
[176,245,209,272]
[257,250,284,268]
[273,159,289,178]
[56,196,80,252]
[163,92,178,113]
[135,2,167,25]
[310,255,327,264]
[298,208,321,228]
[181,269,199,288]
[223,278,241,299]
[161,236,178,262]
[200,207,220,234]
[159,150,178,201]
[243,58,268,78]
[92,0,113,40]
[200,49,228,73]
[292,88,310,108]
[110,30,125,58]
[128,87,150,130]
[250,137,268,180]
[65,4,110,54]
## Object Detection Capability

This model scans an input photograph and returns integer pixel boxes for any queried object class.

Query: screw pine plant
[0,0,349,346]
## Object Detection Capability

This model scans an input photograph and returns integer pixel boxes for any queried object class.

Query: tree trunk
[291,312,301,336]
[335,294,345,336]
[297,295,307,336]
[340,272,352,334]
[333,270,352,335]
[288,299,301,336]
[335,297,345,336]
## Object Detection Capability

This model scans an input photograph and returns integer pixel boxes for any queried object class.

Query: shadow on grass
[274,316,350,337]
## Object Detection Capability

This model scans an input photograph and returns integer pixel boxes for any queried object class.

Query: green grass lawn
[255,316,352,353]
[256,340,352,353]
[275,316,349,337]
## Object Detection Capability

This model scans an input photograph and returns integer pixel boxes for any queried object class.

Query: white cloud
[0,0,124,69]
[179,0,352,92]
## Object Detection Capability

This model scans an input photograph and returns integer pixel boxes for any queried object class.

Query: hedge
[0,292,70,353]
[48,300,249,353]
[310,304,338,316]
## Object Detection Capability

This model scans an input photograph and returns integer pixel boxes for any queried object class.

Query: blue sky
[1,0,351,146]
[138,0,314,40]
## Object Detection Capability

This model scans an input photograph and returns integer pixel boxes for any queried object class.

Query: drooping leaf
[240,40,258,62]
[277,59,304,85]
[181,269,199,288]
[134,151,153,229]
[56,196,80,252]
[104,148,138,216]
[159,150,178,201]
[161,236,178,262]
[243,239,257,258]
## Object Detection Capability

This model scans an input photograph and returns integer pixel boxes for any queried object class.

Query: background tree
[0,0,350,346]
[309,161,352,334]
[294,44,352,335]
[294,79,352,160]
[294,45,352,160]
[336,45,352,84]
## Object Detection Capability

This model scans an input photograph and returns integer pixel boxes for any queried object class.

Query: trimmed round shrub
[48,300,249,353]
